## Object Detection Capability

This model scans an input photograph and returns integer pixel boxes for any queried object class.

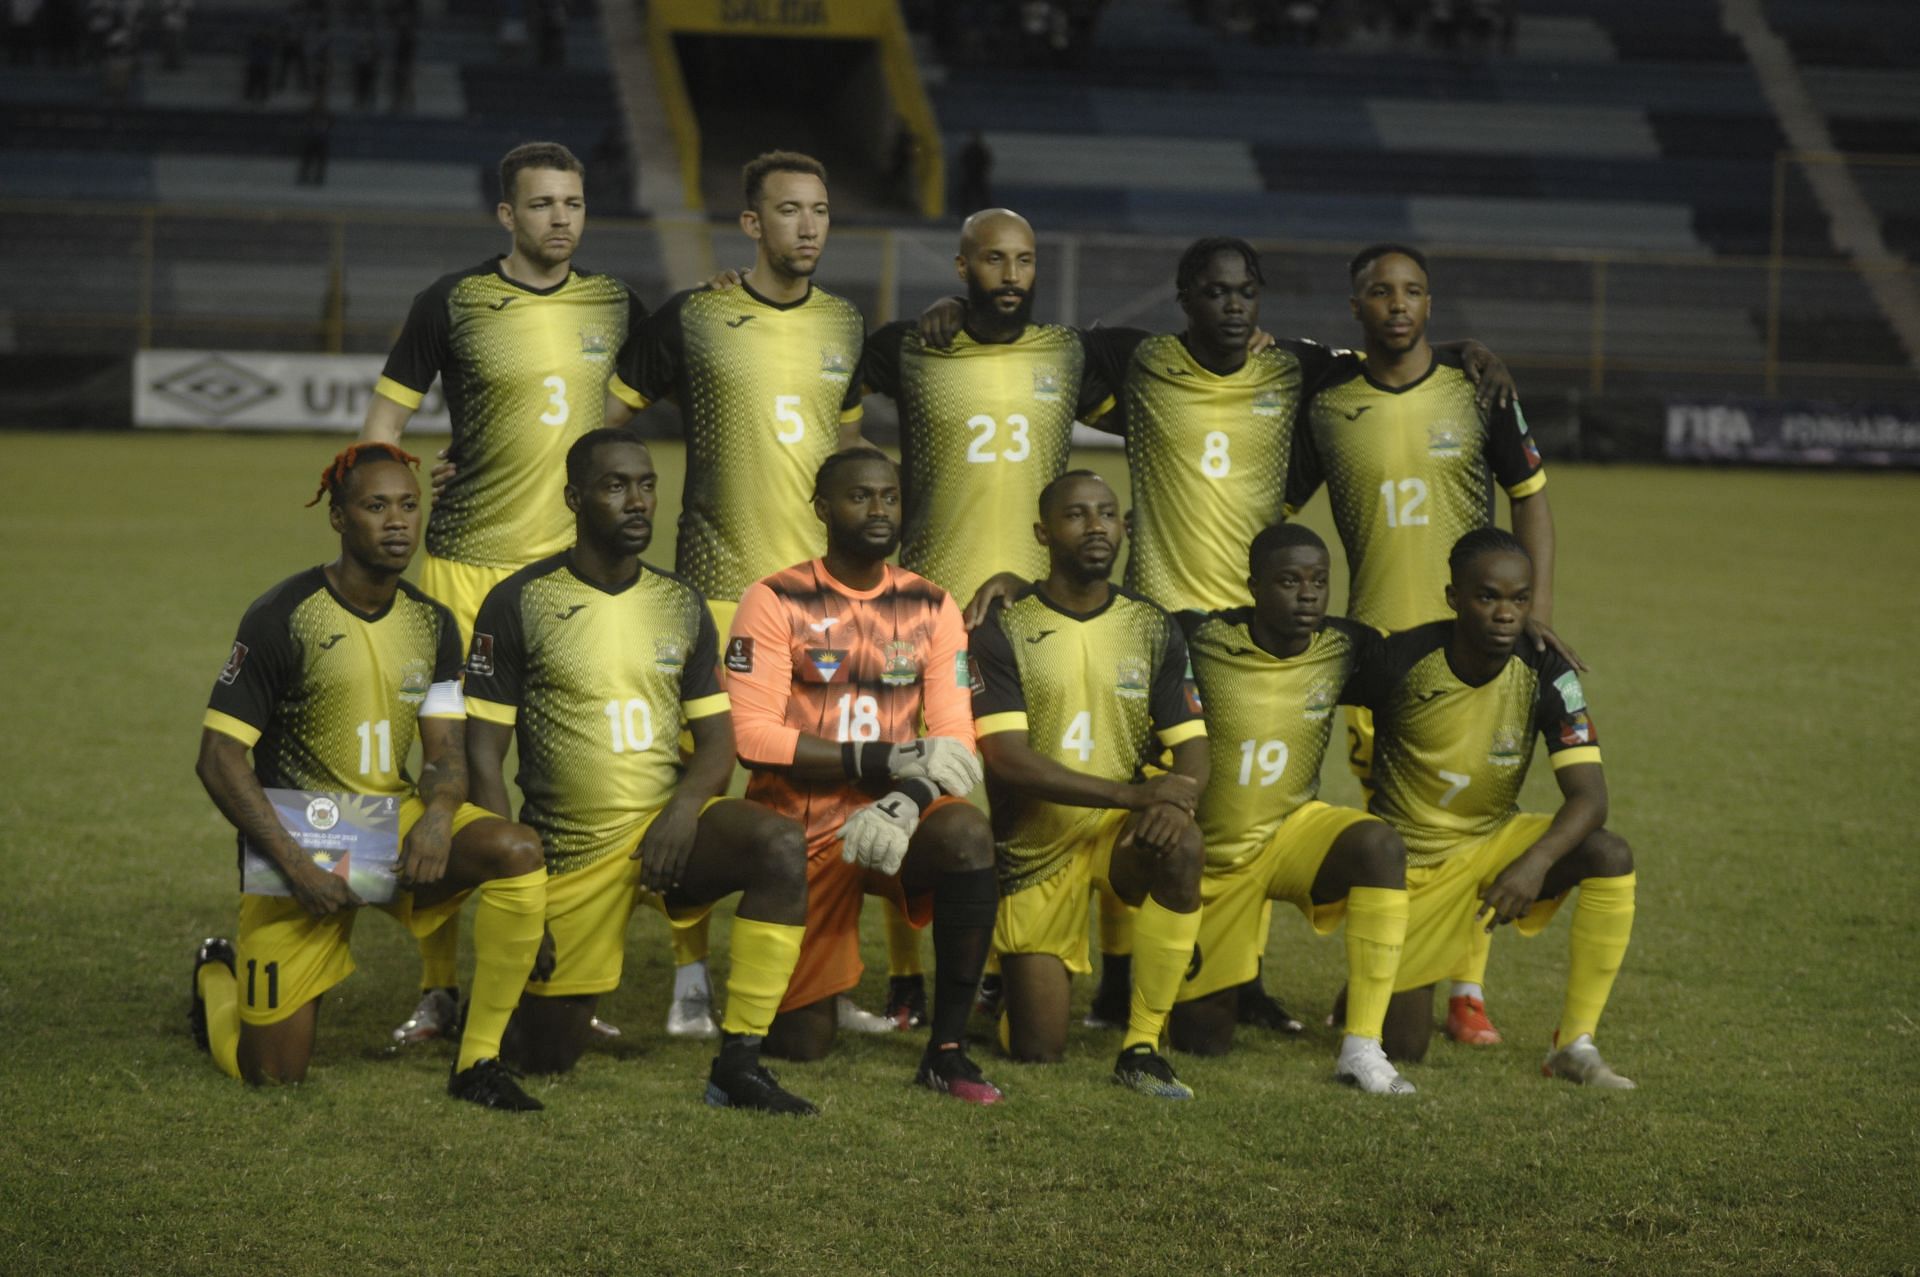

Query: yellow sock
[1123,894,1201,1051]
[457,869,547,1071]
[1452,913,1492,989]
[1559,872,1636,1043]
[1341,886,1409,1040]
[417,913,460,990]
[883,897,924,978]
[197,962,242,1080]
[719,916,805,1037]
[670,911,711,968]
[1097,884,1135,958]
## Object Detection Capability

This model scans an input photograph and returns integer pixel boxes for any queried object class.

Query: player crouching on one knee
[190,444,550,1111]
[1360,527,1637,1087]
[970,471,1209,1100]
[461,429,818,1115]
[1166,523,1416,1094]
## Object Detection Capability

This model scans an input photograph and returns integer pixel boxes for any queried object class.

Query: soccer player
[358,141,646,1047]
[1289,242,1559,1047]
[1168,523,1414,1094]
[970,470,1209,1099]
[604,151,867,1036]
[463,428,816,1113]
[726,448,1003,1103]
[188,444,548,1110]
[1351,528,1636,1088]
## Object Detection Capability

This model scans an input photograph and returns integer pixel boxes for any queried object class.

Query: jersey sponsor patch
[467,633,495,677]
[725,635,754,674]
[219,640,250,685]
[1554,670,1587,712]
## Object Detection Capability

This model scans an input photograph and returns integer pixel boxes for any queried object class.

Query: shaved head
[955,209,1038,340]
[958,208,1034,255]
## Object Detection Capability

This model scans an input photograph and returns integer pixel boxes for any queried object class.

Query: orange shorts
[778,794,967,1012]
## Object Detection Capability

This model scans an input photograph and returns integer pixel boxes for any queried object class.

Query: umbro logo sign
[726,315,755,328]
[555,604,588,621]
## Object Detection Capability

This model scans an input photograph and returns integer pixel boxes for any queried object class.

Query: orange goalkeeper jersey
[727,559,975,850]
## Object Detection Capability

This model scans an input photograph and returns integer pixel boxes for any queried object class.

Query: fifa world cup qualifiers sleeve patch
[681,602,728,716]
[219,641,249,685]
[1150,616,1207,747]
[726,636,753,674]
[466,632,494,677]
[206,582,302,741]
[1541,660,1600,769]
[1489,396,1547,498]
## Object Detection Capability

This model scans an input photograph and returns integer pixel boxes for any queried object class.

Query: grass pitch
[1,430,1916,1275]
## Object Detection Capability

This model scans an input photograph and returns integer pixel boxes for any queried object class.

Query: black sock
[929,867,997,1048]
[719,1031,762,1066]
[1097,954,1132,1004]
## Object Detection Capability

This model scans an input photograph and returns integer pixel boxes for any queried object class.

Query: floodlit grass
[1,430,1915,1274]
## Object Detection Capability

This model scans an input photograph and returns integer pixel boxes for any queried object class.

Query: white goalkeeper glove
[838,791,920,877]
[887,737,983,797]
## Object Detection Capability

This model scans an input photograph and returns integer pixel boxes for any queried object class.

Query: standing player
[1168,524,1413,1094]
[1289,242,1562,1047]
[726,448,1003,1103]
[463,429,816,1113]
[188,444,548,1110]
[1351,529,1636,1087]
[970,470,1209,1099]
[604,151,867,1037]
[358,141,646,1047]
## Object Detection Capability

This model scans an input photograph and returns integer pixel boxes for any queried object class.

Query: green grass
[2,431,1917,1274]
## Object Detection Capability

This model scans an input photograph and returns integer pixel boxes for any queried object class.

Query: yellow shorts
[1179,801,1379,1002]
[235,797,495,1026]
[418,553,518,649]
[1395,811,1565,992]
[527,800,726,998]
[993,808,1130,975]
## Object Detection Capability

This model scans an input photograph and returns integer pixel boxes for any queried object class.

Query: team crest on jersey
[1116,656,1150,700]
[1559,711,1594,747]
[397,658,432,705]
[1427,421,1464,457]
[1488,726,1526,766]
[467,633,494,677]
[820,350,853,382]
[579,328,611,360]
[808,648,847,681]
[880,640,920,686]
[1252,389,1285,418]
[1032,367,1062,402]
[219,640,249,685]
[1303,675,1338,721]
[654,634,686,675]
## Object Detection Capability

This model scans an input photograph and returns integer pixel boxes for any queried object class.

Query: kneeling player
[1169,524,1414,1094]
[190,444,548,1110]
[728,448,1002,1103]
[463,429,816,1114]
[971,471,1209,1099]
[1356,528,1636,1087]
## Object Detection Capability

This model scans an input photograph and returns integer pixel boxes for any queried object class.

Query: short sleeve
[969,606,1028,737]
[860,322,908,400]
[1536,651,1601,769]
[1280,336,1342,391]
[1486,397,1547,498]
[1078,327,1147,429]
[680,597,729,720]
[462,579,526,726]
[204,594,299,746]
[1149,614,1206,747]
[610,292,685,411]
[375,281,452,410]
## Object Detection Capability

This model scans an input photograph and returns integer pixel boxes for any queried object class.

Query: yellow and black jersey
[204,567,464,796]
[609,282,866,603]
[1349,621,1599,862]
[971,585,1206,892]
[862,320,1112,607]
[376,258,645,570]
[1180,610,1376,871]
[463,552,728,873]
[1085,331,1339,614]
[1290,347,1546,633]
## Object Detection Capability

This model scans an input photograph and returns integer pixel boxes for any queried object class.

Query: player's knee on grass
[1169,989,1235,1057]
[503,993,596,1075]
[743,813,809,915]
[238,1002,319,1086]
[1382,987,1434,1064]
[1579,829,1634,879]
[920,802,994,872]
[765,997,836,1061]
[1002,953,1069,1062]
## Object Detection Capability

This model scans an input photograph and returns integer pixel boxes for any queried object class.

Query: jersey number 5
[774,395,806,444]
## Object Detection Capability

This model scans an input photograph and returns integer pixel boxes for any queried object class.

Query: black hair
[1348,242,1429,290]
[564,427,649,487]
[307,442,419,508]
[742,149,828,209]
[1248,522,1327,577]
[1037,468,1108,518]
[1448,527,1530,580]
[812,445,895,500]
[499,141,583,204]
[1176,236,1264,294]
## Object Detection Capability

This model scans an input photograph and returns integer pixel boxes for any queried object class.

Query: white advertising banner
[133,350,450,432]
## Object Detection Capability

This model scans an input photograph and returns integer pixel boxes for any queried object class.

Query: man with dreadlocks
[187,443,551,1111]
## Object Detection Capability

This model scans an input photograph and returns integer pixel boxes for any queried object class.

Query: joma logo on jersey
[654,635,686,674]
[1252,389,1285,418]
[1303,676,1337,721]
[1427,421,1464,457]
[1116,656,1150,700]
[398,658,432,705]
[819,350,853,382]
[880,641,920,687]
[1032,367,1061,402]
[1489,726,1526,766]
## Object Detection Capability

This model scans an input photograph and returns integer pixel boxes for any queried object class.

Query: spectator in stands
[351,28,378,109]
[956,130,992,218]
[296,101,331,185]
